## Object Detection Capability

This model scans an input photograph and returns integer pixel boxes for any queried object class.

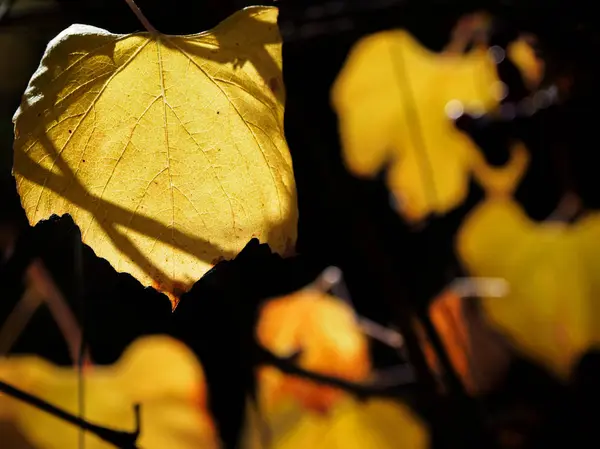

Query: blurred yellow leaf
[331,30,501,222]
[242,397,429,449]
[507,38,544,90]
[256,289,371,412]
[331,30,543,223]
[457,144,600,378]
[0,336,218,449]
[13,6,296,303]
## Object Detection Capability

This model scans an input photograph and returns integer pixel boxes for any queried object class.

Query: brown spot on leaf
[211,256,225,265]
[172,282,187,298]
[268,77,279,93]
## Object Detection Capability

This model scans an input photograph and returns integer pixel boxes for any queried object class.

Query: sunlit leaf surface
[13,6,296,303]
[331,29,542,223]
[256,289,371,413]
[331,30,501,222]
[0,336,218,449]
[458,199,600,377]
[242,397,428,449]
[457,144,600,377]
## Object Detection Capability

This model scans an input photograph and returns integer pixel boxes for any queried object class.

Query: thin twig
[256,345,415,399]
[450,277,510,298]
[74,229,86,449]
[545,191,582,223]
[311,267,405,350]
[358,317,404,349]
[0,286,42,355]
[0,380,141,449]
[0,260,92,366]
[25,260,92,368]
[124,0,158,34]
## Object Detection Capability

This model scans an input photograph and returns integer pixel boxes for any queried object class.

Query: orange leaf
[257,289,371,413]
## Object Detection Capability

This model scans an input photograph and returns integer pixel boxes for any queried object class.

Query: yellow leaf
[331,30,501,222]
[0,336,218,449]
[12,6,297,303]
[242,397,429,449]
[331,30,542,223]
[256,289,371,412]
[457,144,600,377]
[507,38,544,90]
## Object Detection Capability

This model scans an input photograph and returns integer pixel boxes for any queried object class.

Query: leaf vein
[167,40,283,223]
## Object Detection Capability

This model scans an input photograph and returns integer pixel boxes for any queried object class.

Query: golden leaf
[331,30,501,222]
[457,143,600,377]
[0,336,218,449]
[242,397,428,449]
[331,31,541,223]
[256,289,371,412]
[12,6,296,303]
[507,38,544,90]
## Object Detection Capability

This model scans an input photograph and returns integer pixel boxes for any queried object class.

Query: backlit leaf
[507,38,544,90]
[242,397,428,449]
[419,289,511,395]
[457,144,600,377]
[0,336,218,449]
[331,30,501,222]
[331,30,541,223]
[256,289,371,413]
[12,6,296,303]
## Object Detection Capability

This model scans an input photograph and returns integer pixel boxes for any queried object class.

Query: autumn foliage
[12,7,295,305]
[2,1,600,449]
[257,289,370,412]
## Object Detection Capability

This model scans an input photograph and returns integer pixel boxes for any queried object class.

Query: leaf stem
[256,345,415,399]
[311,267,405,350]
[124,0,158,34]
[0,380,141,448]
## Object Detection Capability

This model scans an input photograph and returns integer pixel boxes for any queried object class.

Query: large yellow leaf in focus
[0,336,218,449]
[242,397,428,449]
[457,145,600,378]
[256,289,371,413]
[331,30,502,222]
[12,6,296,301]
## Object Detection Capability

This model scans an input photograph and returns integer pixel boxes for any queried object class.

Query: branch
[0,379,141,449]
[256,345,416,400]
